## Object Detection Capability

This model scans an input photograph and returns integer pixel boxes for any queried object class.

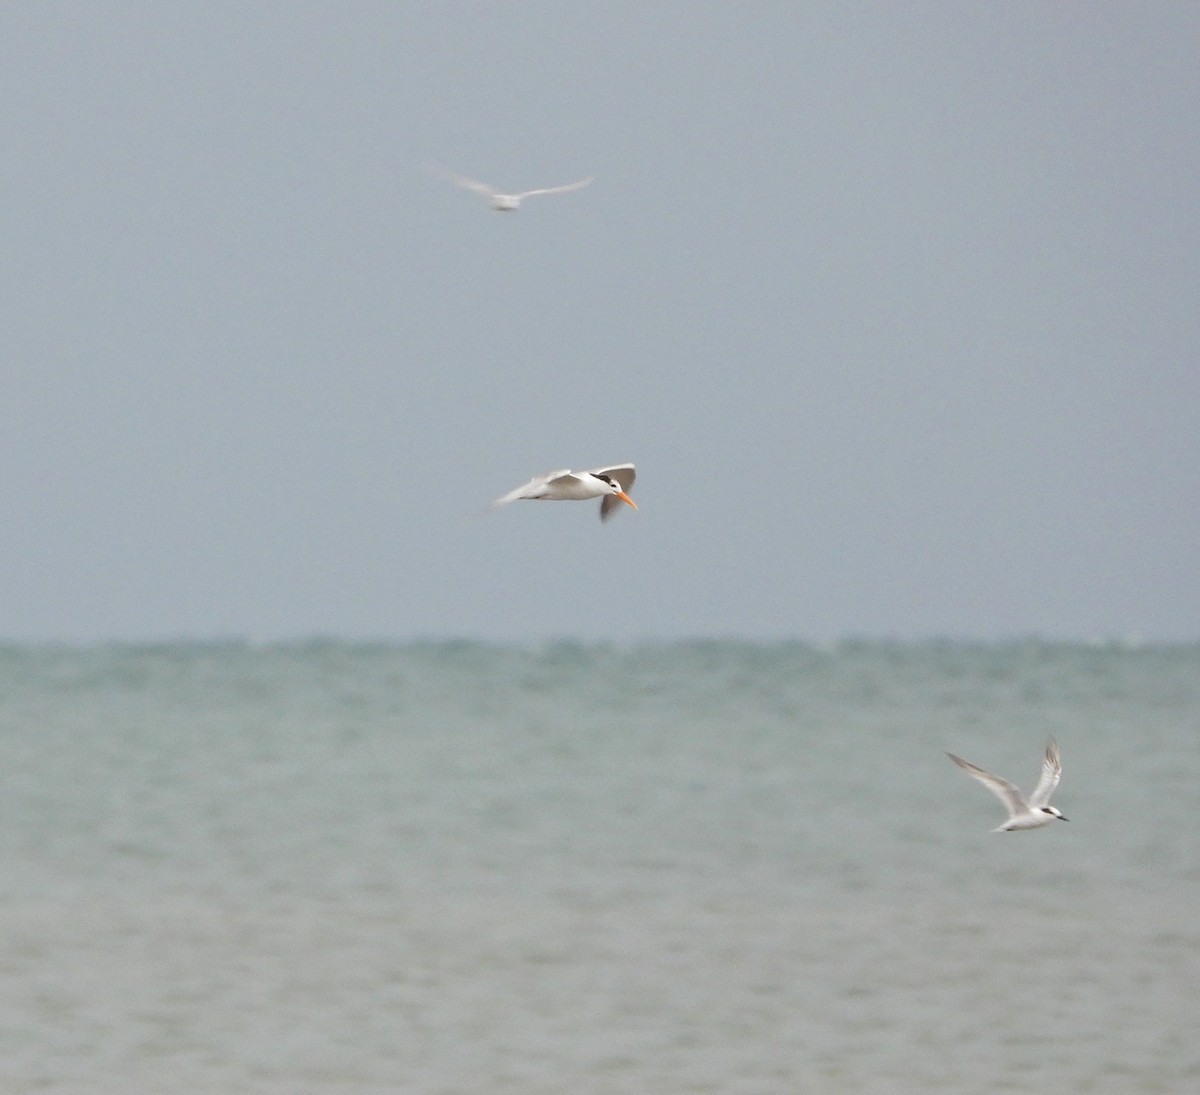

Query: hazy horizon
[5,3,1198,644]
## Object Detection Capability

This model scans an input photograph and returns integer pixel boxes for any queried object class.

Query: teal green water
[1,641,1197,1092]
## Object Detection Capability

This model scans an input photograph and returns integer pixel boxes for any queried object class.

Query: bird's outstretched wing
[426,162,496,197]
[489,482,535,507]
[512,177,593,200]
[947,753,1027,818]
[490,470,571,508]
[1027,739,1062,808]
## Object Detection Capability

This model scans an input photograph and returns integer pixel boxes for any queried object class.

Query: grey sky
[4,3,1198,643]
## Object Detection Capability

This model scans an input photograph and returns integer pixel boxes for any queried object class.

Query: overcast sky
[3,3,1198,643]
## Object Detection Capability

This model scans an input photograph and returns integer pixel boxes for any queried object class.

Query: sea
[0,639,1196,1094]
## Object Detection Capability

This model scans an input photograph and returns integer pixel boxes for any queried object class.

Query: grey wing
[1027,739,1062,808]
[513,176,593,199]
[490,469,569,508]
[946,753,1027,818]
[599,495,623,521]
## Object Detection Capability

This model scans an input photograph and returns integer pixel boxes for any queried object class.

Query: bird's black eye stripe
[595,475,613,485]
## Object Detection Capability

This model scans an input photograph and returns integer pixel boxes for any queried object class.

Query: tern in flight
[429,163,593,211]
[946,739,1068,832]
[491,464,637,520]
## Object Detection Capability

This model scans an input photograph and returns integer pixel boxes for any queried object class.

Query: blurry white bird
[428,163,593,211]
[946,739,1068,832]
[491,464,637,520]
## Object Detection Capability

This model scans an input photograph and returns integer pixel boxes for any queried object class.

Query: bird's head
[1041,806,1068,822]
[595,474,637,509]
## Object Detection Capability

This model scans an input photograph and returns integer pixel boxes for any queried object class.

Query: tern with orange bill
[490,464,637,521]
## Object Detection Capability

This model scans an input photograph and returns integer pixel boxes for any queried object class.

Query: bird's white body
[428,163,593,210]
[947,740,1068,832]
[491,464,637,521]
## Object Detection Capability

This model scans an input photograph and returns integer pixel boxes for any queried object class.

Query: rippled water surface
[1,641,1197,1092]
